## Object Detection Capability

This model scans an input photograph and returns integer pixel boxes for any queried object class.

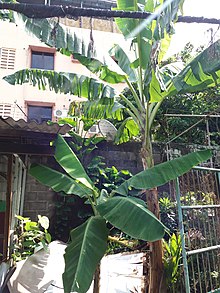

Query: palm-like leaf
[4,68,126,121]
[97,196,165,241]
[63,216,108,293]
[114,0,183,70]
[29,135,96,197]
[115,150,212,195]
[82,99,125,121]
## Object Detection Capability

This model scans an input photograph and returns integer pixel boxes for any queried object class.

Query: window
[28,105,52,123]
[31,51,54,70]
[0,47,16,70]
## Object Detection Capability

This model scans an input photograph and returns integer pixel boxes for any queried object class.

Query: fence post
[175,178,190,293]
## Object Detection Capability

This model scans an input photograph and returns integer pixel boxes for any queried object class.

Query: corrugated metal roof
[0,117,71,135]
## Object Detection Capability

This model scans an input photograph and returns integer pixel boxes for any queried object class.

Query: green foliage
[115,149,212,196]
[53,195,93,242]
[163,233,183,292]
[5,0,219,148]
[4,1,218,290]
[87,156,133,194]
[154,88,220,144]
[63,216,108,293]
[12,215,51,261]
[67,130,105,164]
[9,12,126,82]
[28,134,212,293]
[52,135,134,242]
[159,196,178,237]
[97,196,165,241]
[0,0,16,21]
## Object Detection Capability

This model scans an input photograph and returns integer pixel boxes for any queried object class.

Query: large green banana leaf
[54,135,93,189]
[29,164,91,198]
[114,0,183,71]
[12,13,126,83]
[3,69,117,99]
[115,149,212,195]
[166,39,220,96]
[63,216,109,293]
[4,68,125,121]
[97,196,165,241]
[150,39,220,102]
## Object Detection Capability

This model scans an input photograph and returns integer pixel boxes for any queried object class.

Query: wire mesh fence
[172,167,220,293]
[183,205,220,292]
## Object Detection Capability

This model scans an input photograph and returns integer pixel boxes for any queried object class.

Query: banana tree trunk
[141,142,165,293]
[147,188,165,293]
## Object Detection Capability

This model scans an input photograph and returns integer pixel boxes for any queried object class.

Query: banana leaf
[63,216,108,293]
[166,39,220,96]
[97,196,165,241]
[29,164,91,198]
[114,117,139,144]
[3,69,117,100]
[54,135,93,189]
[115,150,212,195]
[109,44,136,82]
[13,13,126,83]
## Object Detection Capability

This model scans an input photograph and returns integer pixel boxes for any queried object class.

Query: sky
[168,0,220,54]
[183,0,220,18]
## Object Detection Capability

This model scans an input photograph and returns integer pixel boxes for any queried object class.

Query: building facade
[0,15,125,124]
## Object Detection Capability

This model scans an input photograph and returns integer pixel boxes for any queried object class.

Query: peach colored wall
[0,21,127,121]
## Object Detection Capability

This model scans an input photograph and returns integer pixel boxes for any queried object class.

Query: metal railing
[176,167,220,293]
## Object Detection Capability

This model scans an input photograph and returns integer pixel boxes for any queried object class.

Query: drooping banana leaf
[166,39,220,96]
[97,196,165,241]
[115,149,212,196]
[149,40,220,102]
[12,13,126,83]
[63,216,109,293]
[82,99,125,121]
[109,44,136,82]
[29,164,92,198]
[54,135,93,189]
[3,69,117,99]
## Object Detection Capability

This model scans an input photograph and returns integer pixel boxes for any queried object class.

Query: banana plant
[3,0,220,290]
[29,134,212,293]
